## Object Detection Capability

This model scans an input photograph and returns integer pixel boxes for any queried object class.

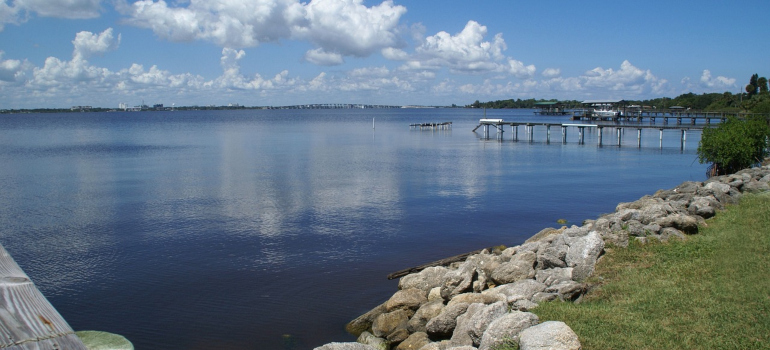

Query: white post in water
[598,127,603,145]
[637,129,642,148]
[617,128,622,146]
[373,117,375,129]
[659,129,664,148]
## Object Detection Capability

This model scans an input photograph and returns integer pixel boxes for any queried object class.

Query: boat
[592,107,620,118]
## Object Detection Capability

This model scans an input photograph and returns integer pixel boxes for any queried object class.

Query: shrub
[697,116,770,176]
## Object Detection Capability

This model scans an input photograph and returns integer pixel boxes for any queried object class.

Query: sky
[0,0,768,108]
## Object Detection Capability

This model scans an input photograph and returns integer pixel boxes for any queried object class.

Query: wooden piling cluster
[0,244,88,350]
[474,120,701,149]
[409,122,452,130]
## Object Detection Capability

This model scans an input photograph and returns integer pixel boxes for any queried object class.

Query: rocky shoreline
[315,164,770,350]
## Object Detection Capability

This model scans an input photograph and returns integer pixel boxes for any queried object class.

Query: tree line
[469,73,770,114]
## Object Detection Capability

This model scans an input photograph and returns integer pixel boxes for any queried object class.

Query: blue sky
[0,0,767,108]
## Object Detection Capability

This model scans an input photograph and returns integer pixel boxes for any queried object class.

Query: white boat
[592,108,620,118]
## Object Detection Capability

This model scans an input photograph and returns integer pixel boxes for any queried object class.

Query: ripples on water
[0,109,706,349]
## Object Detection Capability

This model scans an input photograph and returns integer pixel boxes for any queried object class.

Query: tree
[698,115,770,176]
[747,73,760,98]
[758,76,769,94]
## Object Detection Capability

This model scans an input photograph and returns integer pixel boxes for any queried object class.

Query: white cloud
[0,1,20,31]
[72,27,120,60]
[215,48,297,90]
[412,20,506,73]
[16,0,102,19]
[303,48,344,66]
[119,0,406,61]
[699,69,735,89]
[581,60,666,95]
[542,68,560,78]
[0,51,27,82]
[505,58,535,79]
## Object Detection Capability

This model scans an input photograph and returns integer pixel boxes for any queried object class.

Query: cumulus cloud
[215,47,296,90]
[411,21,506,73]
[303,48,344,66]
[699,69,735,89]
[118,0,406,62]
[72,27,120,60]
[542,68,560,78]
[0,51,27,82]
[581,60,666,95]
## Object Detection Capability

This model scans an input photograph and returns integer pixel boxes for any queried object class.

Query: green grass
[531,193,770,350]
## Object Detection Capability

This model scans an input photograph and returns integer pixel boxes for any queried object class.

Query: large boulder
[655,214,699,235]
[425,302,469,337]
[535,267,573,287]
[346,302,388,336]
[536,235,568,269]
[484,279,546,304]
[386,289,428,312]
[490,251,536,285]
[478,311,540,350]
[743,180,770,193]
[518,321,581,350]
[395,332,430,350]
[357,332,390,350]
[545,280,585,301]
[565,231,604,281]
[449,303,487,347]
[408,301,445,333]
[372,309,412,339]
[399,267,450,292]
[440,261,476,300]
[466,301,509,346]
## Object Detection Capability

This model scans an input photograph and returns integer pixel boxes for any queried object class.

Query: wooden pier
[572,109,769,125]
[473,119,702,148]
[409,122,452,130]
[0,243,88,350]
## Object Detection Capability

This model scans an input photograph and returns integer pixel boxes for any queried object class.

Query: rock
[449,303,486,347]
[448,293,490,306]
[466,252,502,276]
[387,329,411,344]
[400,267,450,292]
[490,251,536,285]
[441,261,476,300]
[638,202,678,224]
[743,180,770,193]
[465,301,509,346]
[485,279,546,303]
[478,311,540,350]
[347,302,388,336]
[372,309,412,338]
[535,267,573,286]
[428,287,443,302]
[518,321,581,350]
[688,196,719,219]
[314,343,379,350]
[536,236,568,269]
[426,302,469,337]
[704,181,730,194]
[396,332,431,350]
[545,281,585,301]
[386,289,428,312]
[357,332,390,350]
[416,340,452,350]
[563,225,590,238]
[511,299,538,311]
[408,301,445,333]
[655,214,698,235]
[565,231,604,281]
[531,292,559,303]
[659,227,686,241]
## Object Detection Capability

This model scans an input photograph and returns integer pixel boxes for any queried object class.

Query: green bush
[697,116,770,175]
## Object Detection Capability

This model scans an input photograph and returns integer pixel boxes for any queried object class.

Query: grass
[530,193,770,350]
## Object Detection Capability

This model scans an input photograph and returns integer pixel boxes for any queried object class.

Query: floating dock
[409,122,452,130]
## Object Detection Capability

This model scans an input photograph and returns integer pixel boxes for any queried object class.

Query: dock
[0,243,88,350]
[473,119,702,148]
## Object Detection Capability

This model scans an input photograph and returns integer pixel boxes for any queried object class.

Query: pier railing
[0,244,88,350]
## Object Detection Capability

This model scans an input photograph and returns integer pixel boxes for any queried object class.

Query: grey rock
[347,302,388,336]
[655,214,698,235]
[641,223,661,235]
[535,267,573,287]
[687,196,717,219]
[387,288,428,312]
[441,261,475,300]
[659,227,686,241]
[450,303,486,347]
[704,181,731,194]
[490,251,536,285]
[426,302,469,337]
[536,236,568,269]
[478,311,540,350]
[372,309,412,338]
[396,332,431,350]
[565,231,604,281]
[511,299,538,311]
[428,287,443,302]
[525,227,563,244]
[449,292,501,306]
[387,329,410,344]
[408,301,445,333]
[314,343,379,350]
[743,180,770,193]
[545,281,585,301]
[466,301,509,346]
[518,321,581,350]
[531,292,559,303]
[417,340,452,350]
[466,253,502,277]
[357,332,390,350]
[399,267,450,292]
[563,225,591,238]
[623,220,646,237]
[485,279,546,303]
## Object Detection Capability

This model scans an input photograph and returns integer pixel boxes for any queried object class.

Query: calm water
[0,109,706,349]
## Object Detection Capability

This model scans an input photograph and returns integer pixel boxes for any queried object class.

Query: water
[0,109,706,349]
